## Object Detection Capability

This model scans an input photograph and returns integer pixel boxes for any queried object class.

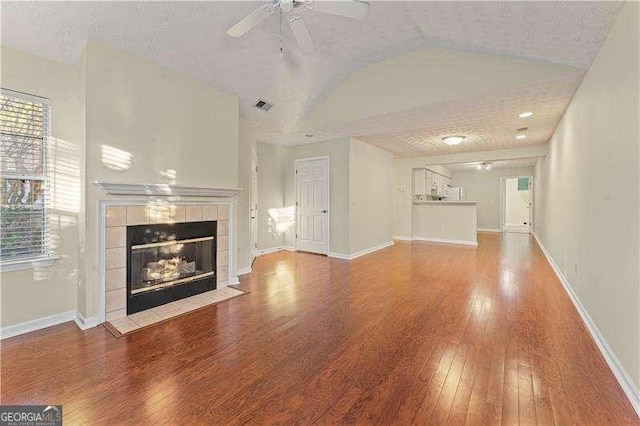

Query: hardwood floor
[1,233,637,424]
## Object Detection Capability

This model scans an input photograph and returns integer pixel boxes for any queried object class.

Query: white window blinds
[0,89,50,262]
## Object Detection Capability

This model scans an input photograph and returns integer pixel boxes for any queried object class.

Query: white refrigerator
[446,187,465,201]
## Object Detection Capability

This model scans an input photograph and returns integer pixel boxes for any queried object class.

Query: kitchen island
[412,201,478,246]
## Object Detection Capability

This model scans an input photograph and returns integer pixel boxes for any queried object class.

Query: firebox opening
[126,221,217,315]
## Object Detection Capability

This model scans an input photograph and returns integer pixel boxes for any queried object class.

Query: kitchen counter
[413,201,477,205]
[412,202,478,246]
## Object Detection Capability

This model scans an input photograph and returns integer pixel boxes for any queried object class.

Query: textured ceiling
[447,158,538,171]
[257,70,584,157]
[0,1,622,156]
[354,72,583,157]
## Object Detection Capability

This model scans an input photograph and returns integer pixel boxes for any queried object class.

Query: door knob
[321,210,328,214]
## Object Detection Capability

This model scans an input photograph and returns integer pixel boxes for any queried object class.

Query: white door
[295,157,329,255]
[503,176,532,233]
[250,147,258,265]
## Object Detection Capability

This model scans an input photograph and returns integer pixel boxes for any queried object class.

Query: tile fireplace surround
[102,201,233,323]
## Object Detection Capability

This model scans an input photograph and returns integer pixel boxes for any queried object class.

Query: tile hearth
[107,286,245,336]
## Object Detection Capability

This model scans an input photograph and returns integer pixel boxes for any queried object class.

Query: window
[0,88,52,267]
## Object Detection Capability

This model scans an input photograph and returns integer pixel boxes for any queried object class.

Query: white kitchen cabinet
[441,176,452,197]
[413,168,427,195]
[415,167,452,198]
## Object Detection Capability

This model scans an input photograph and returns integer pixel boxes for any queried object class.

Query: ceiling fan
[226,0,370,54]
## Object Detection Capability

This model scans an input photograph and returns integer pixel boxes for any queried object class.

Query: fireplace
[126,220,217,315]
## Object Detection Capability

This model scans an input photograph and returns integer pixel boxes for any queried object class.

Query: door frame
[250,145,258,265]
[294,156,330,254]
[500,175,534,233]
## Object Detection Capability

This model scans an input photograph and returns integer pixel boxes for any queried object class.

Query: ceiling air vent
[517,127,528,132]
[254,99,274,112]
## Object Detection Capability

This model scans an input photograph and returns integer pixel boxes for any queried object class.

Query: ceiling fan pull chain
[278,9,284,56]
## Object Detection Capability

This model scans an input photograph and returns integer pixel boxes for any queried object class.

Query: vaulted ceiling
[0,1,623,157]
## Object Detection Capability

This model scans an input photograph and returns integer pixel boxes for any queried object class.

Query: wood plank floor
[1,233,638,424]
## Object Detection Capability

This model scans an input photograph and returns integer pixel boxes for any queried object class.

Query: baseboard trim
[350,241,395,260]
[532,231,640,417]
[328,252,350,260]
[0,310,76,340]
[412,236,478,247]
[281,246,295,251]
[477,228,502,233]
[393,235,414,241]
[74,311,100,331]
[256,246,293,256]
[329,241,394,261]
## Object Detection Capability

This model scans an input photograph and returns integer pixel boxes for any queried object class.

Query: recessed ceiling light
[516,134,527,140]
[442,135,465,146]
[519,112,534,118]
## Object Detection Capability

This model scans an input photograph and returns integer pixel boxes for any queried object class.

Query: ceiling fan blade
[288,14,316,54]
[227,4,275,37]
[309,0,370,20]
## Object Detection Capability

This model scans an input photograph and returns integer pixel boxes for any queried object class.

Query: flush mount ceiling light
[519,111,534,118]
[442,135,465,146]
[516,134,527,140]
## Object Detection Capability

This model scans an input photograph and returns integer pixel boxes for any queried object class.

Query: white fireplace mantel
[94,182,242,198]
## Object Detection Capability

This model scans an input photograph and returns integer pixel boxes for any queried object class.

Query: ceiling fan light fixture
[442,135,465,146]
[481,162,492,170]
[226,0,370,54]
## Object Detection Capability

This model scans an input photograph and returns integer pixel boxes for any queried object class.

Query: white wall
[1,42,242,327]
[257,137,392,258]
[349,138,394,255]
[413,204,477,244]
[451,167,534,230]
[534,1,639,392]
[81,41,240,318]
[283,138,351,255]
[1,47,82,327]
[257,142,287,251]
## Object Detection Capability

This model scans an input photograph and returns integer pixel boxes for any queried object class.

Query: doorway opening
[502,176,533,233]
[295,156,329,255]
